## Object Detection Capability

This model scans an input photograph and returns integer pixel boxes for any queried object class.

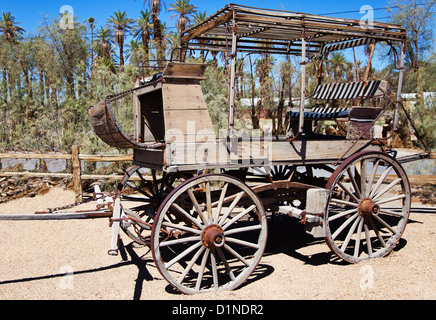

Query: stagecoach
[2,4,431,295]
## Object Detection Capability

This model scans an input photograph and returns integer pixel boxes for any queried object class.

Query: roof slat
[180,4,406,56]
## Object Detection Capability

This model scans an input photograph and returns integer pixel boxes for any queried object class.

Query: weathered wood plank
[162,82,216,143]
[72,145,82,203]
[0,153,71,160]
[79,154,133,162]
[0,211,112,221]
[180,11,233,43]
[0,172,73,178]
[163,63,208,80]
[165,139,380,169]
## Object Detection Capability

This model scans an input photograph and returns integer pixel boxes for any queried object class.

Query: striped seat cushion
[288,107,349,119]
[312,80,387,100]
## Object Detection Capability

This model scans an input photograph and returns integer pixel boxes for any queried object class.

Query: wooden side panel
[162,83,216,143]
[165,139,380,170]
[133,149,165,168]
[163,63,208,80]
[272,140,377,162]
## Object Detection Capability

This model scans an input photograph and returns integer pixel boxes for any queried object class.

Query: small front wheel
[325,151,410,263]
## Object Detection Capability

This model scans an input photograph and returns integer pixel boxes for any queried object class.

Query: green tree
[388,0,435,104]
[169,0,197,35]
[148,0,165,67]
[387,0,435,150]
[107,11,133,68]
[126,39,143,66]
[329,52,349,82]
[0,12,25,42]
[88,17,95,66]
[133,10,152,65]
[96,26,112,60]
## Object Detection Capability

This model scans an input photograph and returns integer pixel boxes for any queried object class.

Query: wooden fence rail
[0,145,133,202]
[0,147,435,203]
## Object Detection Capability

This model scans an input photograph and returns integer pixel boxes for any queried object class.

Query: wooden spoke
[372,178,402,202]
[117,166,189,245]
[325,152,410,263]
[222,205,256,231]
[151,174,267,294]
[178,245,206,283]
[328,208,359,222]
[347,167,361,199]
[214,183,229,224]
[218,191,244,226]
[160,236,202,248]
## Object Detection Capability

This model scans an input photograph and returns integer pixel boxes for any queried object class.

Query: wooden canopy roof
[180,4,407,57]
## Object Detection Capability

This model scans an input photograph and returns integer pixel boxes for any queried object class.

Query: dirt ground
[0,187,435,301]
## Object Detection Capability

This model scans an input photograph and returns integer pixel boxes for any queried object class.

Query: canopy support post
[228,9,237,137]
[299,36,307,134]
[394,42,406,131]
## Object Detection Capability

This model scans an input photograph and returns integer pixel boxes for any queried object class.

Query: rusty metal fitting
[359,198,380,216]
[202,225,225,249]
[298,211,324,225]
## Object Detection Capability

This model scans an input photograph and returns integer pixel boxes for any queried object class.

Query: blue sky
[0,0,402,69]
[1,0,395,35]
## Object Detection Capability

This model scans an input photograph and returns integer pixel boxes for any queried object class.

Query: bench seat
[288,106,349,120]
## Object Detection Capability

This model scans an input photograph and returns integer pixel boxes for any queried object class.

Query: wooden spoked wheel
[325,151,410,263]
[151,174,268,294]
[118,166,188,245]
[244,165,314,183]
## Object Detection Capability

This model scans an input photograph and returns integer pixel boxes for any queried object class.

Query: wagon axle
[202,224,225,249]
[359,199,380,217]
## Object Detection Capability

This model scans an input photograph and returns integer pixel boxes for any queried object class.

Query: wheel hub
[202,224,225,249]
[359,198,380,217]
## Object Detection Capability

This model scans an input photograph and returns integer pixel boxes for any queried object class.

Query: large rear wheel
[151,174,268,294]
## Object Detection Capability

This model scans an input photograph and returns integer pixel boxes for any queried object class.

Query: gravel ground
[0,187,435,301]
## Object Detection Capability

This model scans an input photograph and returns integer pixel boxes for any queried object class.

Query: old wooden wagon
[2,4,431,295]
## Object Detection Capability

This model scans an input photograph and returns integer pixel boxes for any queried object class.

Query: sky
[0,0,406,69]
[0,0,396,35]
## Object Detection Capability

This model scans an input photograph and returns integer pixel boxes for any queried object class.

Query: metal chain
[106,76,162,103]
[40,192,114,214]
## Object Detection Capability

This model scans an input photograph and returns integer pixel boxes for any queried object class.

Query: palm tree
[133,10,152,66]
[193,11,207,24]
[88,17,95,66]
[107,11,133,68]
[0,12,25,42]
[329,52,349,82]
[168,0,197,35]
[96,27,113,60]
[147,0,165,67]
[125,39,142,66]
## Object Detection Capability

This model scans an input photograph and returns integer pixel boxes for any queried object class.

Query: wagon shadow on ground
[264,213,418,266]
[263,215,334,265]
[0,210,423,300]
[122,211,420,297]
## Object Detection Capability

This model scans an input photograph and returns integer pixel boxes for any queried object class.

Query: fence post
[72,145,82,202]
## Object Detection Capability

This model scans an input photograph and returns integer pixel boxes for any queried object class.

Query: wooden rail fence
[0,145,133,202]
[0,146,435,203]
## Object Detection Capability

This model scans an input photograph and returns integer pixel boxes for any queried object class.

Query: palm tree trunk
[116,30,125,67]
[142,30,150,66]
[152,13,164,68]
[363,43,375,81]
